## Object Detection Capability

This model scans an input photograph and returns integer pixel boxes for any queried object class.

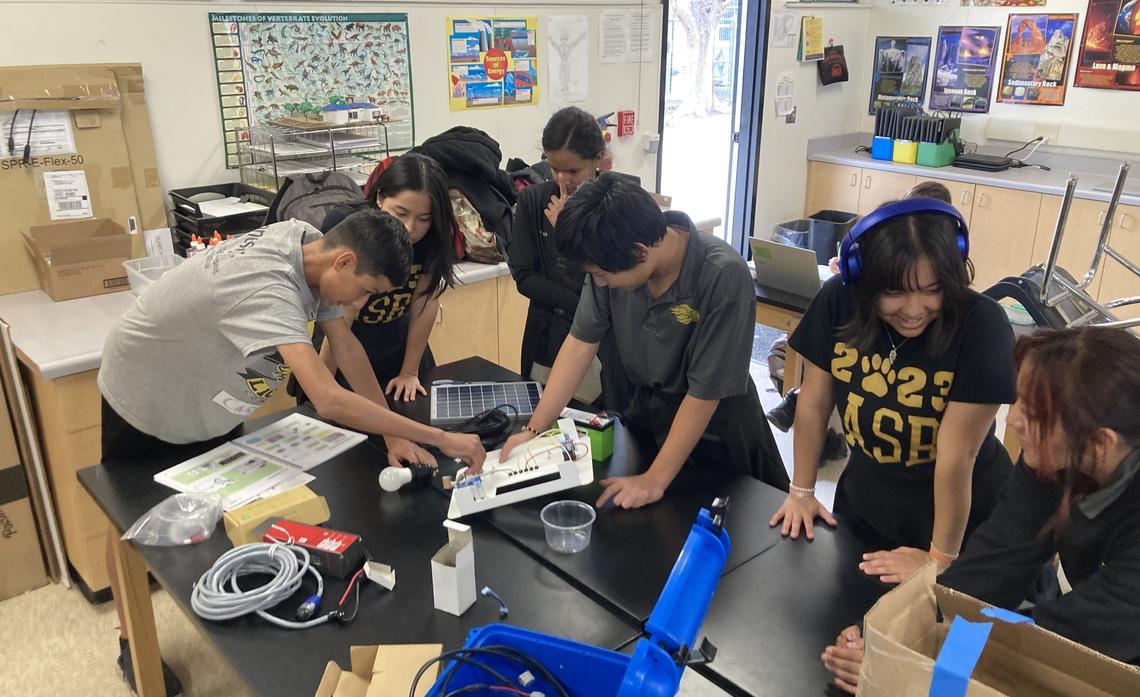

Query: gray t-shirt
[99,220,343,443]
[570,212,756,401]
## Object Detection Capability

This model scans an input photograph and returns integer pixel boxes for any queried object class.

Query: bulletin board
[209,12,415,168]
[447,17,541,110]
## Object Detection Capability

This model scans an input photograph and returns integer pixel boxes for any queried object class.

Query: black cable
[408,645,571,697]
[447,403,519,450]
[1005,136,1043,159]
[7,108,20,157]
[407,650,515,697]
[22,109,37,164]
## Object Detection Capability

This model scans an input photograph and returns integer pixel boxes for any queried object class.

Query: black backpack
[268,171,365,228]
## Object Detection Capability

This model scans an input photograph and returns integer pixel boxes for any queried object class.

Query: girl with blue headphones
[769,192,1017,585]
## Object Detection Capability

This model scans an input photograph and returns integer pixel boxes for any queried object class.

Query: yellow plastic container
[892,140,918,165]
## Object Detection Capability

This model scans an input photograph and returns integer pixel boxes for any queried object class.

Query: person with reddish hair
[823,326,1140,692]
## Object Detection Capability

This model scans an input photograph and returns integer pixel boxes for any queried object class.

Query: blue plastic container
[870,136,893,161]
[426,502,732,697]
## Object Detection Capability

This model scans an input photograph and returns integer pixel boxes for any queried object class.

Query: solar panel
[429,381,543,425]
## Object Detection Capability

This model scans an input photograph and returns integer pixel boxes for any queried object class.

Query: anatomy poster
[869,36,932,114]
[998,14,1077,105]
[930,25,1001,113]
[547,16,589,103]
[448,17,540,110]
[209,13,414,168]
[1075,0,1140,91]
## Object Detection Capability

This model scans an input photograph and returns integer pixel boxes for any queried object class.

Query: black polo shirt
[569,211,755,401]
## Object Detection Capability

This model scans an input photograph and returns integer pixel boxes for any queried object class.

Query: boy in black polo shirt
[497,173,787,508]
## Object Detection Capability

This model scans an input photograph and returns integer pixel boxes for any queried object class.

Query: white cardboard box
[430,520,475,616]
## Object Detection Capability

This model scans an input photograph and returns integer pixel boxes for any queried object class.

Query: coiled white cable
[190,542,332,629]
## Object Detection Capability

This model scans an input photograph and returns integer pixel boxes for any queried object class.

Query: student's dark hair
[838,201,975,355]
[322,208,412,287]
[373,152,458,301]
[906,181,952,203]
[542,107,604,160]
[554,172,667,272]
[1014,327,1140,533]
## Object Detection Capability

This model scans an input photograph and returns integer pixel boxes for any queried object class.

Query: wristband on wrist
[789,483,816,498]
[521,424,540,436]
[928,544,958,567]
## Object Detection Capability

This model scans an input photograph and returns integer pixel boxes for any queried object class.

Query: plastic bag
[121,493,223,546]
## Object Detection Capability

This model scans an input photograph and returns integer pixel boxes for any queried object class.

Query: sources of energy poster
[998,14,1078,105]
[448,17,540,110]
[1075,0,1140,91]
[869,36,932,114]
[930,25,1002,112]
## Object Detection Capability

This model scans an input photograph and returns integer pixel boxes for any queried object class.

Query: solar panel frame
[429,381,543,425]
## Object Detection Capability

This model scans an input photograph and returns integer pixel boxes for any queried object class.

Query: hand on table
[596,473,666,509]
[438,432,486,473]
[383,437,436,469]
[500,429,537,460]
[385,374,427,402]
[858,546,928,584]
[821,625,864,694]
[768,493,837,540]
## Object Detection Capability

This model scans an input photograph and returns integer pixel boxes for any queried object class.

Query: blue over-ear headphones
[838,198,970,286]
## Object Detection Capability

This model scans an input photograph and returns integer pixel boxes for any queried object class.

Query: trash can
[773,210,857,265]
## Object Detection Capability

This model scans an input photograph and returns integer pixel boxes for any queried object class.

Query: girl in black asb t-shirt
[770,198,1016,584]
[824,327,1140,693]
[320,153,458,401]
[508,106,630,410]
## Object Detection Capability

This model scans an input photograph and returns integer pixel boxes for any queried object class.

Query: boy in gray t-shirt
[99,209,483,695]
[496,174,787,510]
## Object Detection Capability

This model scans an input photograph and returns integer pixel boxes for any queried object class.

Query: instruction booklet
[153,413,367,511]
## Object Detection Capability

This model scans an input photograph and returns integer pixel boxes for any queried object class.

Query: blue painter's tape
[980,607,1034,625]
[929,617,993,697]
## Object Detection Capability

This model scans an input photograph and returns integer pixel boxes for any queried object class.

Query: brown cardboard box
[858,564,1140,696]
[22,218,132,301]
[0,65,155,296]
[314,644,443,697]
[223,486,331,547]
[0,463,47,597]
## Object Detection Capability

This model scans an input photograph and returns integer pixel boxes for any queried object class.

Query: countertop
[0,261,513,380]
[807,133,1140,207]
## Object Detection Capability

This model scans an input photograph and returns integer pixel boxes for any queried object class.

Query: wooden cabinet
[804,162,861,216]
[1098,204,1140,320]
[857,170,917,215]
[496,275,529,375]
[926,177,975,227]
[1032,195,1110,301]
[429,278,500,366]
[21,366,111,596]
[968,186,1042,292]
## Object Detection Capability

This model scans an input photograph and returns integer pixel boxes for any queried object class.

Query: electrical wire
[408,646,571,697]
[22,109,37,164]
[1005,136,1044,159]
[447,403,519,449]
[7,109,20,157]
[190,542,336,629]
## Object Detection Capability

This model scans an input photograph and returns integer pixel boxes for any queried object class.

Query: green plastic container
[917,136,957,168]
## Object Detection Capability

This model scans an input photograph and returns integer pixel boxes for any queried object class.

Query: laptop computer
[749,237,827,299]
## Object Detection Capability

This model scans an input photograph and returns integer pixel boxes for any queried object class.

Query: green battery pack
[561,407,615,462]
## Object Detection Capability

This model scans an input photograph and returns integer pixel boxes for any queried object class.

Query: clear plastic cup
[540,500,596,553]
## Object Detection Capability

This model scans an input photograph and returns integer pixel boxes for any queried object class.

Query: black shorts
[100,398,238,465]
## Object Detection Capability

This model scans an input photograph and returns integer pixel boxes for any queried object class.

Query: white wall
[754,6,871,238]
[0,1,661,194]
[755,0,1140,238]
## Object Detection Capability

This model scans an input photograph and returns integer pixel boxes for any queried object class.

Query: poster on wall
[548,16,589,103]
[448,17,540,110]
[869,36,932,114]
[1074,0,1140,91]
[929,25,1002,112]
[208,13,414,169]
[962,0,1045,7]
[998,14,1077,105]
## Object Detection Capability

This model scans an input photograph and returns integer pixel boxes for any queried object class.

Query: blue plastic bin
[426,501,732,697]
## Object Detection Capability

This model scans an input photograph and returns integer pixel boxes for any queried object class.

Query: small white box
[431,520,476,616]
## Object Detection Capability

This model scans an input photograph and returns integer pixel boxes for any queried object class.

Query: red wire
[338,566,365,606]
[488,687,531,696]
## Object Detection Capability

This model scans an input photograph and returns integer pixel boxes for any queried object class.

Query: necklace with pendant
[885,326,910,364]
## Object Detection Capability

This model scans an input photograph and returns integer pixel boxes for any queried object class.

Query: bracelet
[928,544,959,567]
[520,424,540,436]
[789,483,816,498]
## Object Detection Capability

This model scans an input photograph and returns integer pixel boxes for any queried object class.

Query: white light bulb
[378,466,413,492]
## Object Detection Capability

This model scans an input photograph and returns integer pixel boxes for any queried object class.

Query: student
[99,210,484,695]
[508,106,630,409]
[769,196,1016,584]
[495,173,787,509]
[320,153,458,401]
[823,327,1140,692]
